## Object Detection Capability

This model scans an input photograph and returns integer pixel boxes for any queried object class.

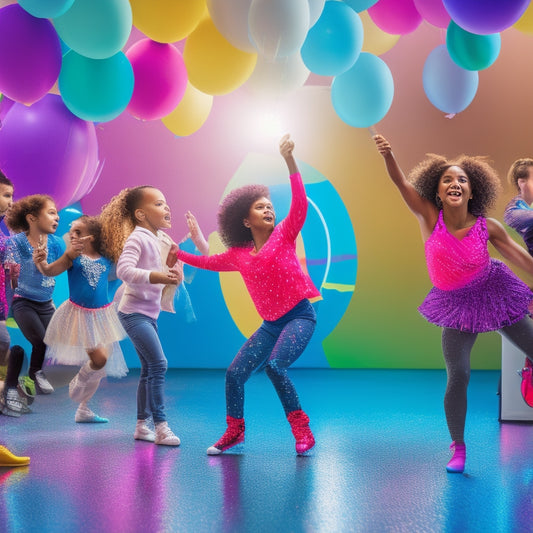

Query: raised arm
[184,211,209,256]
[487,217,533,277]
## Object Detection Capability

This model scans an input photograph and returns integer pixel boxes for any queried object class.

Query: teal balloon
[446,21,501,71]
[57,202,83,236]
[301,1,364,76]
[19,0,74,19]
[59,50,134,123]
[423,44,479,114]
[53,0,132,60]
[342,0,378,12]
[331,52,394,128]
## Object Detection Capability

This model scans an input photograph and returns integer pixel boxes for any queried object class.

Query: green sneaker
[17,376,35,405]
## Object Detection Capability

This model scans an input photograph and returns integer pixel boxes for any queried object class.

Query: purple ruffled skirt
[419,259,533,333]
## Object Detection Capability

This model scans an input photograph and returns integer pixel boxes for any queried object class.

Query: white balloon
[308,0,326,27]
[206,0,255,53]
[248,0,310,60]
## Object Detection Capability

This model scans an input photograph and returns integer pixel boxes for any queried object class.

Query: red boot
[287,410,315,455]
[207,416,245,455]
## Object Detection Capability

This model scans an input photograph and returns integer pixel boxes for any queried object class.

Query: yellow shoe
[0,445,30,467]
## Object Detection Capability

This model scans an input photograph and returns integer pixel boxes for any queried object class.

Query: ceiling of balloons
[0,0,532,208]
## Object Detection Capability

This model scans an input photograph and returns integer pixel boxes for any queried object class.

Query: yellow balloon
[360,10,400,56]
[130,0,206,43]
[184,17,257,95]
[162,82,213,136]
[514,2,533,34]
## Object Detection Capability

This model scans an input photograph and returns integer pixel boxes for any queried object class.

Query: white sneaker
[155,421,180,446]
[34,370,54,394]
[134,420,156,442]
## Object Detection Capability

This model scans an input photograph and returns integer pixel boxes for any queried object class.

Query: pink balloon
[0,94,97,209]
[0,4,62,104]
[368,0,423,35]
[413,0,450,28]
[126,39,188,121]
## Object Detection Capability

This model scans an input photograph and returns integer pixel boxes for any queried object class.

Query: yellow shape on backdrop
[162,82,213,137]
[130,0,206,43]
[360,10,400,56]
[184,17,257,95]
[514,2,533,34]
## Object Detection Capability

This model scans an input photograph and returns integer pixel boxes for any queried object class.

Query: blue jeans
[118,312,168,424]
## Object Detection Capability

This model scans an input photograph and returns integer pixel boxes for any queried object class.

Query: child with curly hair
[374,134,533,474]
[33,215,128,423]
[170,135,320,456]
[100,186,182,446]
[0,194,64,416]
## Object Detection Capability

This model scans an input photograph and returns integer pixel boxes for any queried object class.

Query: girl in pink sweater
[172,135,320,455]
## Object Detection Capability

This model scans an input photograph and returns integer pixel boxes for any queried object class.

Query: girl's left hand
[279,134,294,159]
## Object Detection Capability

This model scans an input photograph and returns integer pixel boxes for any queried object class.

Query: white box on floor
[500,337,533,422]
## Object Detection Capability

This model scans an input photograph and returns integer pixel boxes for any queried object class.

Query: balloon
[360,10,400,56]
[126,39,188,121]
[0,95,14,124]
[206,0,255,53]
[342,0,378,11]
[56,202,83,237]
[245,52,310,97]
[0,94,98,210]
[368,0,423,35]
[184,17,257,95]
[19,0,74,18]
[59,50,134,123]
[514,2,533,34]
[130,0,205,43]
[413,0,450,28]
[301,1,363,76]
[308,0,326,26]
[53,0,132,59]
[423,44,479,114]
[248,0,310,59]
[442,0,530,35]
[162,83,213,137]
[331,52,394,128]
[446,21,500,71]
[0,5,62,104]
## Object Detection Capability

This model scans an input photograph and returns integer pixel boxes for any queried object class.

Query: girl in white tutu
[33,215,128,423]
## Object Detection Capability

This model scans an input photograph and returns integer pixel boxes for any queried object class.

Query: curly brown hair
[6,194,55,233]
[408,154,501,216]
[507,158,533,191]
[217,184,271,248]
[99,186,154,262]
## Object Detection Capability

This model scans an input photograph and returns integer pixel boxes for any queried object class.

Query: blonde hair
[507,158,533,191]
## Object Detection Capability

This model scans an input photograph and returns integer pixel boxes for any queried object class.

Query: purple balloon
[0,94,98,209]
[442,0,530,35]
[0,4,62,104]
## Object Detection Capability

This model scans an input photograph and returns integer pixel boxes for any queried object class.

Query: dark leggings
[6,298,55,385]
[442,317,533,444]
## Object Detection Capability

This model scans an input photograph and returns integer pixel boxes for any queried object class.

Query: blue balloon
[301,1,364,76]
[446,21,501,71]
[19,0,74,19]
[423,44,479,114]
[57,202,83,237]
[331,52,394,128]
[342,0,379,12]
[59,50,134,123]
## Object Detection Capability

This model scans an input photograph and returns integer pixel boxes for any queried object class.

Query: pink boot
[207,416,245,455]
[287,410,315,455]
[446,441,466,473]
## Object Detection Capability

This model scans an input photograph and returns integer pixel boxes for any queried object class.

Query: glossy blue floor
[1,368,532,533]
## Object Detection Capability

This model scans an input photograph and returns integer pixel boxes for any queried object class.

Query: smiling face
[34,200,59,234]
[437,165,473,209]
[244,196,275,232]
[135,188,171,233]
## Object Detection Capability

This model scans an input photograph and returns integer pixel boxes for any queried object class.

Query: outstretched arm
[487,218,533,277]
[32,236,84,276]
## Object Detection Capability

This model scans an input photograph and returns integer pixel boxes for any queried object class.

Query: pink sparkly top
[177,173,321,321]
[425,211,490,291]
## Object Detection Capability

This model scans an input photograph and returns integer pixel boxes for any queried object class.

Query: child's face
[0,184,14,217]
[244,196,275,231]
[136,188,171,232]
[35,200,59,234]
[518,168,533,203]
[69,220,89,241]
[437,166,472,209]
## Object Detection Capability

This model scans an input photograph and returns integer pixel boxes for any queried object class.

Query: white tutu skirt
[44,300,128,378]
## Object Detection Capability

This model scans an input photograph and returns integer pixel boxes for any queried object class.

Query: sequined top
[68,255,113,309]
[7,232,65,302]
[425,211,490,291]
[177,173,321,321]
[504,195,533,255]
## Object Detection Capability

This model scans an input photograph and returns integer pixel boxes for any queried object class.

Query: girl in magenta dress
[171,135,320,456]
[374,134,533,474]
